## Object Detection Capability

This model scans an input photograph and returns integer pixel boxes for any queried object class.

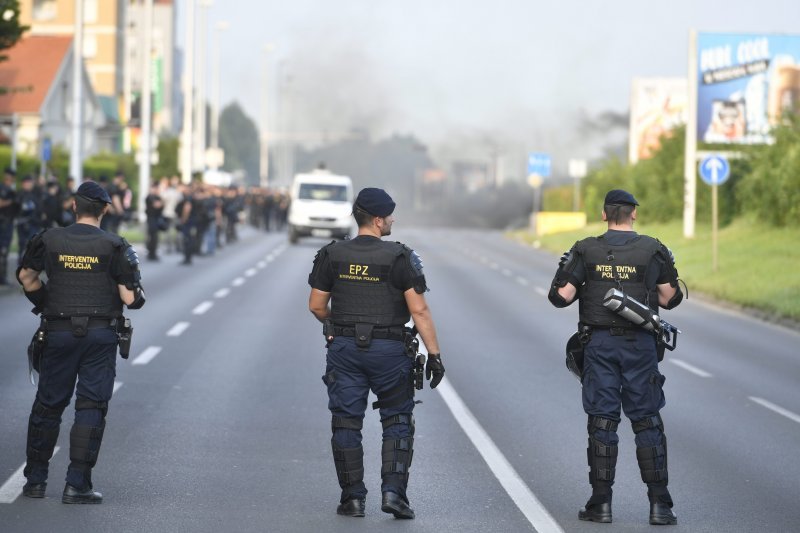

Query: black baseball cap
[354,187,396,217]
[604,189,639,206]
[76,180,112,204]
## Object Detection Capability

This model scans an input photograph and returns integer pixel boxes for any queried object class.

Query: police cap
[354,187,396,217]
[76,180,112,204]
[3,166,15,177]
[604,189,639,206]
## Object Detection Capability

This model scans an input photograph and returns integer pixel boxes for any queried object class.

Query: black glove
[425,353,445,389]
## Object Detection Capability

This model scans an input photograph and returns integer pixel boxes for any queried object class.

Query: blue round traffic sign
[699,155,730,186]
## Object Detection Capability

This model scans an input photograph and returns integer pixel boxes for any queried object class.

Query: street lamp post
[137,0,154,222]
[259,43,275,188]
[69,0,84,185]
[209,20,229,170]
[195,0,212,173]
[181,0,195,184]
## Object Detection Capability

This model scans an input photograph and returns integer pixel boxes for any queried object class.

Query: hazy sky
[179,0,800,173]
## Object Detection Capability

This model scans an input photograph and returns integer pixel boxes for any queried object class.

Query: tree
[0,0,28,95]
[219,102,259,182]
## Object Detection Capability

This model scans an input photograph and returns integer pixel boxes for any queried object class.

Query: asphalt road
[1,226,798,533]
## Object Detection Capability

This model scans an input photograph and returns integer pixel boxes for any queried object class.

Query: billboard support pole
[683,29,698,239]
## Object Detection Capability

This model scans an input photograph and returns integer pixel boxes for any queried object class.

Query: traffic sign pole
[699,154,729,273]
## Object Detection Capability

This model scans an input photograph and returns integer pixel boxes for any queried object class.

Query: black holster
[116,317,133,359]
[28,325,47,373]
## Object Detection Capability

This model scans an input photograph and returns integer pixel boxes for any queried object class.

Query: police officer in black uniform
[0,167,17,285]
[547,189,683,526]
[308,188,444,520]
[16,180,146,504]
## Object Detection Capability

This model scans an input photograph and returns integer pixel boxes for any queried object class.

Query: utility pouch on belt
[70,316,89,337]
[117,317,133,359]
[354,323,374,350]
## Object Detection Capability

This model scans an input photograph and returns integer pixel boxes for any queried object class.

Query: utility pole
[259,44,275,187]
[69,0,84,185]
[138,0,154,222]
[181,0,195,184]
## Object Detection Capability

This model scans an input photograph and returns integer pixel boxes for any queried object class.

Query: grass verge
[509,218,800,323]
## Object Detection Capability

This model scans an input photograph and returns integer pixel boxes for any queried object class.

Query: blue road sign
[528,152,551,177]
[42,138,52,162]
[699,154,730,185]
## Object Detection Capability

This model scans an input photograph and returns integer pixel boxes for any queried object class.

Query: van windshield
[298,183,348,202]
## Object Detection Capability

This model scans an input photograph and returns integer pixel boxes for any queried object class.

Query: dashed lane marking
[749,396,800,425]
[669,359,713,378]
[516,277,530,287]
[0,447,61,504]
[192,301,213,315]
[232,277,246,287]
[534,286,547,297]
[214,288,231,298]
[257,261,266,269]
[245,268,257,277]
[501,269,512,277]
[436,378,564,533]
[132,346,163,366]
[166,321,190,337]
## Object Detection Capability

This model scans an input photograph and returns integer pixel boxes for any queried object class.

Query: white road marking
[516,276,530,287]
[232,277,246,287]
[749,396,800,425]
[479,256,488,263]
[0,447,61,504]
[489,262,499,270]
[113,381,123,394]
[501,269,512,277]
[534,286,547,297]
[669,358,713,378]
[257,261,266,269]
[244,268,257,277]
[166,321,190,337]
[214,288,231,299]
[265,256,275,263]
[436,378,564,533]
[192,301,213,315]
[132,346,163,366]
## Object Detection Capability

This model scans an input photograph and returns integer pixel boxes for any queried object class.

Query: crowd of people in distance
[0,167,293,285]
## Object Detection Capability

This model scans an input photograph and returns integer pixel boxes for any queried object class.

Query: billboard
[697,33,800,145]
[629,77,688,163]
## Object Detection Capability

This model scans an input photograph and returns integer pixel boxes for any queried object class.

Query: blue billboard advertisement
[697,33,800,145]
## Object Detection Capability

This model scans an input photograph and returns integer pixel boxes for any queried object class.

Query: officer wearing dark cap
[15,174,43,267]
[0,167,17,285]
[16,180,146,504]
[308,187,444,519]
[547,189,683,525]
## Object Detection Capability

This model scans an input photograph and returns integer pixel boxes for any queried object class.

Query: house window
[32,0,57,21]
[83,34,97,58]
[85,0,98,24]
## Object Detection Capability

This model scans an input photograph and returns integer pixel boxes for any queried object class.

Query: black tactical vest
[327,238,410,327]
[41,226,124,318]
[576,234,660,327]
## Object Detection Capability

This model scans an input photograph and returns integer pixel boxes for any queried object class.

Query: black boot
[579,501,612,523]
[381,491,415,519]
[62,483,102,504]
[583,418,618,523]
[336,497,365,517]
[650,501,677,525]
[22,482,46,498]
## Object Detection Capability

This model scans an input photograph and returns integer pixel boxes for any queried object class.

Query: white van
[287,171,354,244]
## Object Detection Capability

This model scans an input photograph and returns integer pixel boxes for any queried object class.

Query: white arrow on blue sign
[528,152,551,178]
[699,154,730,186]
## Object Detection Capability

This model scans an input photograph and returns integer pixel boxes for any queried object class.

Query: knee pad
[381,413,414,439]
[587,436,618,486]
[636,434,668,485]
[331,442,364,488]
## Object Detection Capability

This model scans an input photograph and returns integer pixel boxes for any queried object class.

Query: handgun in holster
[404,327,426,391]
[117,317,133,359]
[27,323,47,374]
